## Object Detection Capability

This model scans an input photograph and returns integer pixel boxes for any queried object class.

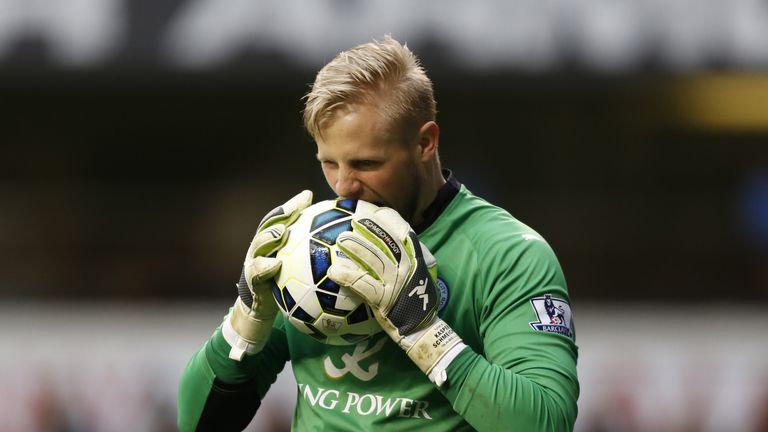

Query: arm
[439,238,579,431]
[329,207,578,431]
[177,316,290,431]
[178,191,313,431]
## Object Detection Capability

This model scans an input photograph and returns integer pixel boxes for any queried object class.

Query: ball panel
[309,240,332,284]
[292,306,316,323]
[333,286,363,311]
[282,285,297,311]
[271,281,286,312]
[336,199,358,212]
[316,291,336,310]
[346,302,368,324]
[276,233,315,288]
[316,291,352,316]
[312,219,352,245]
[317,276,340,294]
[310,208,350,231]
[279,214,313,256]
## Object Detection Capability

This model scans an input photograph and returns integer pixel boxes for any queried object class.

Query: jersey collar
[413,169,461,234]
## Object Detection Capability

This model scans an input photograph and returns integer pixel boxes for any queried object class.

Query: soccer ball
[271,198,382,345]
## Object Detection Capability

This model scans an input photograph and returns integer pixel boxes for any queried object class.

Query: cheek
[382,165,417,201]
[321,167,337,191]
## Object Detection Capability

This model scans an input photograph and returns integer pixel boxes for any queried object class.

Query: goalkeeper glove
[222,190,313,361]
[328,206,466,386]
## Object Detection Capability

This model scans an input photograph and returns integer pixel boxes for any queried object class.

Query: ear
[416,121,439,162]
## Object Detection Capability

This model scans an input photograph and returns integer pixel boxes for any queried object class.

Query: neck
[411,161,445,226]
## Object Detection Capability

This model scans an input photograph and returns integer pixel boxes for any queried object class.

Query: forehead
[315,104,400,155]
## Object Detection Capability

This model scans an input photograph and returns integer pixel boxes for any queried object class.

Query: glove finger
[372,207,412,239]
[327,263,385,307]
[245,256,282,285]
[350,215,405,265]
[247,224,287,258]
[335,231,390,278]
[280,189,313,222]
[258,190,313,231]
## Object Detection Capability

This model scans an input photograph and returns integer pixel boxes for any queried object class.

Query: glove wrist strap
[427,342,467,387]
[222,297,275,361]
[401,319,463,382]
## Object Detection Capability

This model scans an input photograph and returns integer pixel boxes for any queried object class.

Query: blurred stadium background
[1,0,768,431]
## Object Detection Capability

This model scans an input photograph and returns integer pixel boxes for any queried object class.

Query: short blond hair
[303,35,437,140]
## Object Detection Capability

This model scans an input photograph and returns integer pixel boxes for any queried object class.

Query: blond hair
[303,35,436,140]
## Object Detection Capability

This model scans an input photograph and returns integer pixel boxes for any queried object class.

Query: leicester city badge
[529,294,573,338]
[436,277,450,312]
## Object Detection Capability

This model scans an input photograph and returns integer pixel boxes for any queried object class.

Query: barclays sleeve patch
[529,294,573,338]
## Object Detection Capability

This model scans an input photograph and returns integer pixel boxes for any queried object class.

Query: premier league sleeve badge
[529,294,573,339]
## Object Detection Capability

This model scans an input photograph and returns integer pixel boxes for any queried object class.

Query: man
[178,36,579,431]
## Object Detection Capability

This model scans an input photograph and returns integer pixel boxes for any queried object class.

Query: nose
[335,167,363,199]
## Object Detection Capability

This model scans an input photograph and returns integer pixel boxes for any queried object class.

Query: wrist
[222,297,276,361]
[399,318,464,381]
[427,342,467,387]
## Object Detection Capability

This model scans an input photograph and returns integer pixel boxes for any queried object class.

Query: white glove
[327,206,466,386]
[222,190,313,361]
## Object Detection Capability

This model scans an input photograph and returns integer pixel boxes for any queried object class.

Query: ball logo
[322,317,343,331]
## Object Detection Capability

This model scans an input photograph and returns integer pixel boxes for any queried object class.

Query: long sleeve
[178,312,291,431]
[436,233,579,431]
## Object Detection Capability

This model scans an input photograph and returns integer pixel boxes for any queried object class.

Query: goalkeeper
[178,36,579,431]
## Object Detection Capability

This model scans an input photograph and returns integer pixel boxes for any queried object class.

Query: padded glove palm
[328,206,465,385]
[223,190,313,361]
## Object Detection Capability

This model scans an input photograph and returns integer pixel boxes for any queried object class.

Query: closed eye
[319,160,338,169]
[350,160,383,170]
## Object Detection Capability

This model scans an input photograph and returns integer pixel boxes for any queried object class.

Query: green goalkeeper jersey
[179,175,579,431]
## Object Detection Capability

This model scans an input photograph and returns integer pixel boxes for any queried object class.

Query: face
[315,104,431,223]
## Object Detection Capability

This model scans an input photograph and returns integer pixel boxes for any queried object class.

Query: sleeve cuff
[427,342,468,387]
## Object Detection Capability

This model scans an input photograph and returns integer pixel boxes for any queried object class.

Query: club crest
[436,277,449,312]
[529,294,573,338]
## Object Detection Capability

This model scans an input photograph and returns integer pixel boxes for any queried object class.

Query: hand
[223,190,313,361]
[328,206,465,385]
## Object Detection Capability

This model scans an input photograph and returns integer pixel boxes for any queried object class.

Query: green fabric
[178,185,579,431]
[177,339,216,431]
[422,186,579,430]
[177,316,290,431]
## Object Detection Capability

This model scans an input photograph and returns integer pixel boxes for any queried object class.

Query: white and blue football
[272,198,382,345]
